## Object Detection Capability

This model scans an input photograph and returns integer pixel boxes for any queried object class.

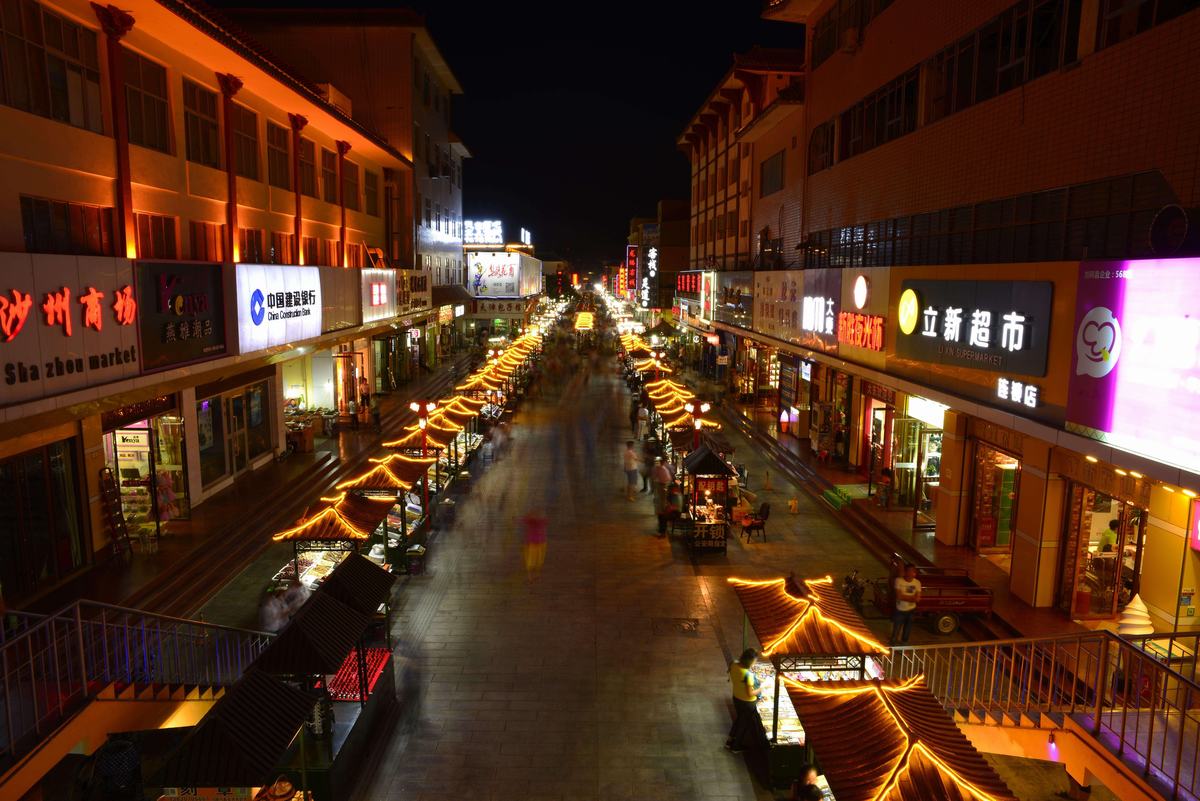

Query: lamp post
[410,400,437,515]
[684,401,711,450]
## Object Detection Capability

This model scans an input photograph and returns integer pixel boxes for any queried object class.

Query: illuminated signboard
[520,228,532,246]
[676,271,702,298]
[895,279,1053,375]
[137,261,226,372]
[714,271,753,329]
[798,268,840,354]
[463,220,503,245]
[235,264,322,354]
[1068,258,1200,475]
[360,268,397,324]
[640,246,658,309]
[837,312,885,351]
[624,245,638,301]
[996,377,1039,408]
[700,271,715,320]
[469,252,520,296]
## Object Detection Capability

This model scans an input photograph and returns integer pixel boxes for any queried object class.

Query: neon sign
[836,312,884,351]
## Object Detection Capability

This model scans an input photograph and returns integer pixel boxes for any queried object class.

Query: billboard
[1067,259,1200,474]
[137,261,226,372]
[463,220,503,245]
[713,271,754,329]
[234,264,322,354]
[361,268,397,324]
[468,252,540,297]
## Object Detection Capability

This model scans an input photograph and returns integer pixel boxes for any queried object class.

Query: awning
[271,493,393,542]
[431,284,475,308]
[316,553,396,617]
[728,576,886,657]
[682,443,736,476]
[784,676,1017,801]
[155,669,314,787]
[254,592,370,676]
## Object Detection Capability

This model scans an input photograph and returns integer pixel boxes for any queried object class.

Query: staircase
[0,599,273,784]
[883,630,1200,801]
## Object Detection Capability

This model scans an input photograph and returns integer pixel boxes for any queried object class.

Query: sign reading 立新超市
[894,279,1053,376]
[0,253,140,406]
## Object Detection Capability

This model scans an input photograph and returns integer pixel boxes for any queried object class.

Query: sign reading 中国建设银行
[234,264,322,355]
[894,279,1052,376]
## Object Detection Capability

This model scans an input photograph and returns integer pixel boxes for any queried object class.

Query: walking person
[639,439,655,493]
[358,375,371,427]
[890,563,923,645]
[651,457,673,536]
[636,404,650,439]
[520,509,548,583]
[725,648,766,753]
[876,467,894,509]
[623,440,641,501]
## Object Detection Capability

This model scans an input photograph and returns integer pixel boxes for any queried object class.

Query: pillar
[90,3,136,258]
[289,113,308,262]
[336,140,351,267]
[934,410,969,547]
[216,73,243,262]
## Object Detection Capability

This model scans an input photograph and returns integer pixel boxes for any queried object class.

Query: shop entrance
[1057,484,1147,620]
[892,418,943,530]
[861,400,893,484]
[102,403,190,540]
[969,444,1021,573]
[226,394,249,477]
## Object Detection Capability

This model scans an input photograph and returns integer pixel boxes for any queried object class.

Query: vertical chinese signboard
[624,245,638,302]
[136,261,227,372]
[0,253,140,405]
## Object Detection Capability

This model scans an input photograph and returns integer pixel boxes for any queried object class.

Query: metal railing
[1,600,273,773]
[884,630,1200,801]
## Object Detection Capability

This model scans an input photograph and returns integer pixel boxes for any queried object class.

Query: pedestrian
[370,396,382,432]
[520,509,548,582]
[636,404,649,439]
[876,467,894,509]
[259,589,288,633]
[358,376,371,426]
[652,457,673,535]
[629,400,640,435]
[789,764,821,800]
[640,440,655,493]
[623,440,640,501]
[726,648,765,754]
[890,563,923,645]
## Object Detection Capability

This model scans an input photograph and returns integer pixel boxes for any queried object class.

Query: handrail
[884,630,1200,801]
[0,599,273,775]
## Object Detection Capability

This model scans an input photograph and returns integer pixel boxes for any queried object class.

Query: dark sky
[405,3,800,266]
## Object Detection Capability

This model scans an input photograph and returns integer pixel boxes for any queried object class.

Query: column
[216,73,243,262]
[90,3,136,258]
[289,113,308,261]
[336,140,351,267]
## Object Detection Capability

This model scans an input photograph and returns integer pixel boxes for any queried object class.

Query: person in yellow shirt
[725,648,765,753]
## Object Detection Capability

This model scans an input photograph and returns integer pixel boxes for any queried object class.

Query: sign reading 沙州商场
[894,279,1053,376]
[234,264,322,355]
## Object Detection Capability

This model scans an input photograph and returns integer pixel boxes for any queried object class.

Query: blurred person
[629,400,640,434]
[521,510,548,582]
[623,440,640,501]
[726,648,765,753]
[652,457,673,535]
[370,396,382,432]
[259,589,288,633]
[282,579,310,616]
[636,404,649,439]
[640,439,655,493]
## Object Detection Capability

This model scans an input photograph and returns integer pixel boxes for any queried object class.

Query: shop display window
[103,411,190,532]
[245,381,272,459]
[971,445,1020,566]
[196,396,226,486]
[0,439,86,599]
[1058,484,1146,619]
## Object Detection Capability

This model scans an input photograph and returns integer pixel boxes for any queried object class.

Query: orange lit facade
[0,0,440,606]
[675,2,1200,631]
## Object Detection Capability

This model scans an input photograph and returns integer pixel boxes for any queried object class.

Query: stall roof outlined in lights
[783,676,1017,801]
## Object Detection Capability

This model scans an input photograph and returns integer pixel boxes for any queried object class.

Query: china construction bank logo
[1076,306,1122,378]
[250,289,266,326]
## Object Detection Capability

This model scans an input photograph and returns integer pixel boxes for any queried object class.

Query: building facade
[674,0,1200,631]
[0,0,437,606]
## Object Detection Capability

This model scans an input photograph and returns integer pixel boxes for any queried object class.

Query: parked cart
[871,554,993,634]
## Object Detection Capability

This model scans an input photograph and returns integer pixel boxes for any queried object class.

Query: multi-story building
[678,48,805,272]
[223,7,470,352]
[676,1,1200,634]
[0,0,433,606]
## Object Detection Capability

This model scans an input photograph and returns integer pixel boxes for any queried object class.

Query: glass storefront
[102,410,190,538]
[894,396,946,530]
[196,379,273,487]
[0,439,86,600]
[1058,484,1147,619]
[969,444,1021,572]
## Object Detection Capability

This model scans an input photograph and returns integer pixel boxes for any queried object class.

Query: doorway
[226,393,249,477]
[1057,484,1147,619]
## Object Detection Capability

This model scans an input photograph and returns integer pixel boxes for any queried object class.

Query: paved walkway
[342,360,965,801]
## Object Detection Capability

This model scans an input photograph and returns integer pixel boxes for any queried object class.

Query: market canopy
[382,426,455,451]
[155,669,314,787]
[575,311,594,330]
[254,591,370,676]
[728,576,886,657]
[646,319,678,337]
[314,553,396,617]
[634,357,672,374]
[366,453,437,482]
[272,493,393,543]
[662,412,722,431]
[783,676,1017,801]
[335,462,414,492]
[682,443,737,477]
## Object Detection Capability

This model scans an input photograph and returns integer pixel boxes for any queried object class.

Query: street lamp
[684,401,711,450]
[410,400,437,514]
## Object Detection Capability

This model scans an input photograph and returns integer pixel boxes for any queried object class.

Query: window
[238,227,264,263]
[0,1,102,132]
[189,220,223,261]
[321,148,337,203]
[760,150,785,197]
[837,68,917,161]
[196,396,225,486]
[345,242,364,268]
[808,121,835,174]
[302,236,317,266]
[364,171,379,216]
[245,381,271,459]
[270,231,294,264]
[183,80,220,168]
[342,159,360,211]
[320,238,338,266]
[424,197,432,228]
[1098,0,1197,50]
[267,122,290,189]
[20,195,114,255]
[135,212,177,259]
[298,137,317,197]
[231,104,258,179]
[124,50,170,152]
[0,439,86,600]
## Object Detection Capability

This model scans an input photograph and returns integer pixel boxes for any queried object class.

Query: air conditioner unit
[840,26,860,53]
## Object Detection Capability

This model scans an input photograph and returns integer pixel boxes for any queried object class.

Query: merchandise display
[319,647,391,702]
[273,549,350,590]
[753,663,804,746]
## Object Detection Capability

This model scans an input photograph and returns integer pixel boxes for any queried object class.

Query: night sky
[215,2,801,267]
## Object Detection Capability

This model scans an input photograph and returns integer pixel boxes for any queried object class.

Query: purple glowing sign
[1068,259,1200,473]
[1192,499,1200,553]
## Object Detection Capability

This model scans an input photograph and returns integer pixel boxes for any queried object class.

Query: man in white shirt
[623,440,641,501]
[890,564,922,645]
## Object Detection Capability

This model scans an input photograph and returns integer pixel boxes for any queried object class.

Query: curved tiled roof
[271,493,392,542]
[318,553,396,617]
[335,462,414,492]
[366,453,437,482]
[382,426,454,451]
[783,677,1017,801]
[728,576,886,656]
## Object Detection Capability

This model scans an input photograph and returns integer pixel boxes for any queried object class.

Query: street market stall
[681,443,738,552]
[783,675,1017,801]
[728,575,889,787]
[270,492,395,589]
